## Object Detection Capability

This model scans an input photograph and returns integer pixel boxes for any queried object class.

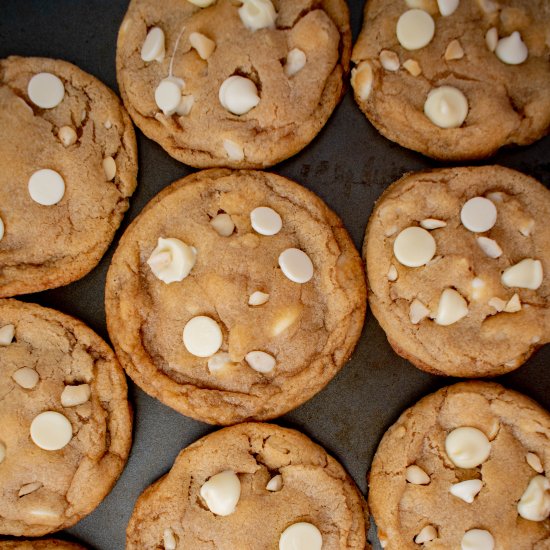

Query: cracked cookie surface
[352,0,550,160]
[116,0,351,168]
[364,166,549,377]
[0,541,86,549]
[0,299,132,537]
[368,381,550,549]
[0,56,138,298]
[105,169,366,425]
[127,422,370,549]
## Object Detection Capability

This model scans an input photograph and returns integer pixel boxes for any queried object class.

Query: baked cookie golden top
[0,541,86,550]
[364,166,549,377]
[106,169,366,425]
[0,300,132,537]
[0,56,137,298]
[127,423,370,549]
[116,0,351,168]
[351,0,550,160]
[368,381,550,549]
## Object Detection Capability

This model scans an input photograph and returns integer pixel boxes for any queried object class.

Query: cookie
[127,422,370,549]
[0,541,86,550]
[364,166,549,377]
[351,0,550,160]
[106,169,366,424]
[0,299,132,537]
[368,381,550,549]
[116,0,351,168]
[0,56,137,298]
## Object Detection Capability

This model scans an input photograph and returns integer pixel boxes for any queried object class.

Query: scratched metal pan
[1,1,549,549]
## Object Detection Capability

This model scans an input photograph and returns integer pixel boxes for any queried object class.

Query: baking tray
[1,1,549,549]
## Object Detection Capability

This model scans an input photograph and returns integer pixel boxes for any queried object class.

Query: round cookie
[368,381,550,549]
[364,166,549,377]
[0,300,132,536]
[351,0,550,160]
[127,423,370,549]
[0,541,86,550]
[106,169,366,424]
[0,56,137,298]
[116,0,351,168]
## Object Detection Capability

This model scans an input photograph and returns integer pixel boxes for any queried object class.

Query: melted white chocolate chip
[405,464,431,485]
[461,529,494,550]
[501,259,543,290]
[0,324,15,346]
[279,523,322,550]
[415,525,437,543]
[147,237,197,284]
[238,0,277,32]
[351,62,373,101]
[183,316,223,358]
[245,350,276,373]
[396,9,435,50]
[496,31,528,65]
[526,452,544,474]
[285,48,306,77]
[189,32,216,60]
[141,27,165,62]
[210,213,235,237]
[445,427,491,468]
[279,248,314,284]
[200,471,241,516]
[30,411,73,451]
[219,76,260,115]
[437,0,459,16]
[223,139,245,161]
[393,227,436,267]
[12,367,39,389]
[61,384,91,407]
[450,479,483,503]
[517,476,550,521]
[266,474,283,491]
[424,86,468,129]
[461,197,497,233]
[58,126,77,147]
[163,528,177,550]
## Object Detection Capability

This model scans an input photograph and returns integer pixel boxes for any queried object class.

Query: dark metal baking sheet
[1,2,548,548]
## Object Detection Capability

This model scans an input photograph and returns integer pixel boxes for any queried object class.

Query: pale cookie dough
[0,56,137,298]
[0,541,86,549]
[0,300,132,536]
[106,169,366,424]
[364,166,549,377]
[116,0,351,168]
[352,1,550,160]
[368,381,550,549]
[126,423,370,549]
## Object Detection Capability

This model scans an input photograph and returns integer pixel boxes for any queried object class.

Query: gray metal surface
[1,1,548,548]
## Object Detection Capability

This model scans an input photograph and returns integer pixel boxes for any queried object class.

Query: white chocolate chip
[446,427,491,468]
[141,27,165,62]
[210,213,235,237]
[219,76,260,115]
[30,411,73,451]
[103,156,116,181]
[517,476,550,521]
[19,481,42,497]
[461,530,494,550]
[28,73,65,109]
[351,62,373,101]
[471,277,485,300]
[187,0,216,5]
[183,316,223,358]
[200,471,241,516]
[0,442,5,464]
[28,169,65,206]
[396,9,435,51]
[189,32,216,60]
[476,236,502,258]
[461,197,497,233]
[387,265,398,281]
[409,299,430,325]
[385,225,398,237]
[155,78,184,116]
[270,306,301,337]
[486,191,504,203]
[223,139,245,161]
[0,217,4,241]
[104,120,112,129]
[278,248,314,284]
[285,48,306,77]
[445,39,464,60]
[249,291,270,306]
[403,59,422,76]
[450,479,483,503]
[519,219,535,237]
[12,367,39,389]
[266,474,283,491]
[245,351,276,373]
[393,227,436,267]
[486,27,498,52]
[176,95,195,116]
[238,0,277,32]
[438,0,459,16]
[420,218,446,230]
[58,126,77,147]
[526,453,544,474]
[415,525,437,544]
[488,297,506,312]
[61,384,91,407]
[502,259,543,290]
[0,324,15,346]
[405,0,438,11]
[147,237,197,284]
[405,465,431,485]
[477,0,499,13]
[250,206,282,236]
[503,293,521,313]
[424,86,468,129]
[163,528,177,550]
[435,289,468,325]
[495,31,528,65]
[279,523,322,550]
[207,353,233,374]
[380,50,400,71]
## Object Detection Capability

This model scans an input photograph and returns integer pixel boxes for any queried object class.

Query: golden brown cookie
[127,423,370,549]
[368,381,550,549]
[116,0,351,168]
[351,0,550,160]
[364,166,549,377]
[0,299,132,537]
[0,56,137,298]
[106,169,366,425]
[0,541,86,550]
